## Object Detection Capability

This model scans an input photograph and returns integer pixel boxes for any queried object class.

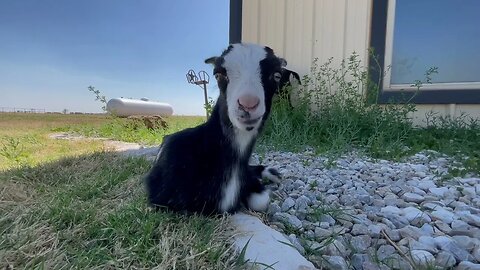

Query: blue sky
[0,0,229,115]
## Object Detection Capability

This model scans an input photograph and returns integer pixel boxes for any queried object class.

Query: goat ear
[204,56,217,65]
[279,58,287,67]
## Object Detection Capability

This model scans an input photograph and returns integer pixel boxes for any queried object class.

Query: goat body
[145,43,284,215]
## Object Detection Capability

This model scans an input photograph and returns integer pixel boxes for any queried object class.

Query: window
[370,0,480,104]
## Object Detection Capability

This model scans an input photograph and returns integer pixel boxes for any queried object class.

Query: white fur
[247,190,270,212]
[261,167,281,183]
[234,128,258,156]
[222,43,267,131]
[219,167,241,212]
[289,73,300,87]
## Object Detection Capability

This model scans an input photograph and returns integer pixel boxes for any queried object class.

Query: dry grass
[0,113,109,132]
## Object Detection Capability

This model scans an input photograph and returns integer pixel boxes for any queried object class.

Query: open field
[0,113,239,269]
[0,113,204,170]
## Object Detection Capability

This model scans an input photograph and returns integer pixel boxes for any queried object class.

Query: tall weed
[261,53,415,157]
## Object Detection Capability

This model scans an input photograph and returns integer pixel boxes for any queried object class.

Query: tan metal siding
[242,0,372,76]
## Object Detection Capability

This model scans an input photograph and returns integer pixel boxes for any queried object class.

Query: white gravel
[252,149,480,269]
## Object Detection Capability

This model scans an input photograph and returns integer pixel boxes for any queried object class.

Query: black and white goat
[145,43,284,215]
[276,59,302,108]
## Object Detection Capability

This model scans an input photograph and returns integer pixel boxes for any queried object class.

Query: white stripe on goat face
[222,44,267,132]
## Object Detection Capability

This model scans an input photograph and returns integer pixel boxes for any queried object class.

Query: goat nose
[238,95,260,111]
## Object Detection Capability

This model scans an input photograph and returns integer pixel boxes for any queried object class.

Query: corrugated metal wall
[242,0,372,76]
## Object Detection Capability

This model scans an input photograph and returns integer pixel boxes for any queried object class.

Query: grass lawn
[0,113,239,269]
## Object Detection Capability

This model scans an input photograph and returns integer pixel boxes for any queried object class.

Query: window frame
[369,0,480,104]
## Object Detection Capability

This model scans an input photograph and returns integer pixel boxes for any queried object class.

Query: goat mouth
[238,116,261,126]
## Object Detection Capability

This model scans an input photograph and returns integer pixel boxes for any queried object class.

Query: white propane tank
[106,98,174,117]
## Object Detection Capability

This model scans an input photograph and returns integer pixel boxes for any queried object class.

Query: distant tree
[62,109,69,114]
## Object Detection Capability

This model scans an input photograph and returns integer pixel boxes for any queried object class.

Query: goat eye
[273,72,282,82]
[214,73,229,83]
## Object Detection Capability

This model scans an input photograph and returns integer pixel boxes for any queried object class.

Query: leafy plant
[204,97,216,118]
[88,86,108,112]
[0,136,28,163]
[262,52,417,158]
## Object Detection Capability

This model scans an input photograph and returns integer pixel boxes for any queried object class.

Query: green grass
[0,152,239,269]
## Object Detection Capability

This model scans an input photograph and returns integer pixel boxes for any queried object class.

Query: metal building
[230,0,480,124]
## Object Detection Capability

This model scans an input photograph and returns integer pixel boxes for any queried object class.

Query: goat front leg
[248,165,282,184]
[242,175,271,212]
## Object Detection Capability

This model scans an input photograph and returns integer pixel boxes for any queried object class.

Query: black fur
[276,68,302,108]
[145,44,284,215]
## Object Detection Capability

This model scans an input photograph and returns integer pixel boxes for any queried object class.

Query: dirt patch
[48,132,159,160]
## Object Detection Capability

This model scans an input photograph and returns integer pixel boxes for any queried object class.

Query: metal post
[186,69,211,120]
[202,82,209,118]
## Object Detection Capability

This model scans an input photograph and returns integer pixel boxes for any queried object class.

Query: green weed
[260,53,480,174]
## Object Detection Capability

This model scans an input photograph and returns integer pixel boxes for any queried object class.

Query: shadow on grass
[0,151,238,270]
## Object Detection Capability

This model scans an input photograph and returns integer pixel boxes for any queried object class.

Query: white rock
[403,207,431,224]
[422,201,445,211]
[324,239,349,257]
[418,236,436,248]
[314,227,331,239]
[456,261,480,270]
[435,251,456,268]
[377,245,395,261]
[430,208,457,224]
[434,236,474,261]
[324,256,348,270]
[381,205,403,216]
[409,239,438,254]
[411,164,428,172]
[418,180,437,191]
[420,223,434,236]
[351,224,369,236]
[462,187,477,197]
[451,219,471,231]
[428,187,449,197]
[231,213,316,270]
[452,235,479,252]
[456,211,480,227]
[281,197,295,211]
[399,225,423,240]
[350,235,372,252]
[459,178,480,185]
[411,250,434,266]
[473,246,480,262]
[273,213,303,229]
[368,225,382,238]
[319,222,330,229]
[402,192,424,203]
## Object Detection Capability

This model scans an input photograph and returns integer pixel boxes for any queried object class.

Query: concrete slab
[230,213,317,270]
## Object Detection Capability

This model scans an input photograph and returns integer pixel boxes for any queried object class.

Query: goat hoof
[247,190,271,212]
[261,167,282,183]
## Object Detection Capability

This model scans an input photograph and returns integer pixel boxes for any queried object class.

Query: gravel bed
[252,150,480,270]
